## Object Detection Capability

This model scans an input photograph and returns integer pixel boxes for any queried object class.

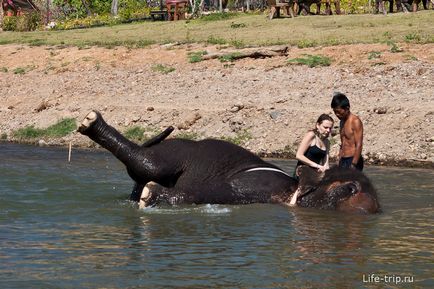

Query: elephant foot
[78,111,98,133]
[139,181,157,209]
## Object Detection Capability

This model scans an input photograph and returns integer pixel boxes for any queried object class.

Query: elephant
[78,111,380,214]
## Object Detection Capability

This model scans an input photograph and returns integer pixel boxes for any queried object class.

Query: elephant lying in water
[78,111,380,214]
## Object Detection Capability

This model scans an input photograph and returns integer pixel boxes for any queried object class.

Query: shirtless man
[331,92,364,171]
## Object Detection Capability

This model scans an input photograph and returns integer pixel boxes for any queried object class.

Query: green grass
[219,52,243,62]
[124,126,147,142]
[176,131,200,140]
[221,129,252,146]
[12,118,76,140]
[368,51,382,60]
[288,54,332,68]
[188,51,207,63]
[386,40,403,53]
[0,11,433,48]
[207,35,227,45]
[13,67,26,74]
[151,64,176,74]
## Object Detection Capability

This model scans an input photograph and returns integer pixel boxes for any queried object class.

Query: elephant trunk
[78,111,141,167]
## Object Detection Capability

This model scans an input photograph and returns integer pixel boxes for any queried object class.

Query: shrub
[124,126,146,142]
[219,52,242,62]
[288,54,332,68]
[176,131,200,140]
[2,13,41,31]
[12,118,76,140]
[198,12,239,22]
[207,36,227,45]
[188,51,207,63]
[151,64,176,74]
[368,51,381,60]
[221,129,252,146]
[2,16,18,31]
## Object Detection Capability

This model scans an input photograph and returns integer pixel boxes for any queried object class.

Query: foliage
[230,22,246,29]
[368,51,381,60]
[230,39,245,49]
[297,39,317,49]
[51,0,150,30]
[13,67,26,74]
[1,133,7,140]
[2,13,41,31]
[188,51,207,63]
[151,64,176,74]
[176,131,200,140]
[198,12,239,22]
[118,0,150,20]
[386,40,403,53]
[207,36,227,45]
[221,129,252,146]
[124,126,147,142]
[404,33,421,43]
[1,67,9,73]
[218,52,242,62]
[404,54,418,61]
[288,54,331,68]
[12,118,76,140]
[52,0,111,18]
[52,14,120,30]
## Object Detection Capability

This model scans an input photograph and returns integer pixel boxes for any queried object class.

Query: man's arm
[351,117,363,166]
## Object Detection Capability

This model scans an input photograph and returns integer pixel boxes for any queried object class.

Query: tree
[111,0,117,15]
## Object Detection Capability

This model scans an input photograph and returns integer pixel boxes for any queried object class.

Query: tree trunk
[111,0,118,16]
[0,3,3,30]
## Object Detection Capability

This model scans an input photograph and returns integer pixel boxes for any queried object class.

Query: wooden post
[68,141,72,162]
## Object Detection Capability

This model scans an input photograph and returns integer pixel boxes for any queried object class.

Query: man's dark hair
[331,92,350,109]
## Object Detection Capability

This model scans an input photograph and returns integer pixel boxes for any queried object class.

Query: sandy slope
[0,43,433,167]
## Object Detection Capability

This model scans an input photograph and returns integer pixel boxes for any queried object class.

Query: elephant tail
[142,126,174,148]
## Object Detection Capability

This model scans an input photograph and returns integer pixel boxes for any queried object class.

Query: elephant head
[296,166,380,214]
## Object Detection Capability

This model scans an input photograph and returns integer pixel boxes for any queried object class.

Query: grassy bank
[0,11,433,48]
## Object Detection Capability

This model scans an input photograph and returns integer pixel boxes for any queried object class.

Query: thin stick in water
[68,141,72,162]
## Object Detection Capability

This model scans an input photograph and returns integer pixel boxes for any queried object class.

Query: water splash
[140,204,233,215]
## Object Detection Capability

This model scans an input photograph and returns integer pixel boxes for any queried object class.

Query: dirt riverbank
[0,43,433,168]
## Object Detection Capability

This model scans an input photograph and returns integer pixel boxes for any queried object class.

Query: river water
[0,143,432,288]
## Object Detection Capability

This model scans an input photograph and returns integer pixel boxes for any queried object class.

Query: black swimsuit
[294,144,326,179]
[296,145,326,169]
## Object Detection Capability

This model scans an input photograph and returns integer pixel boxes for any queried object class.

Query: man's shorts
[339,156,364,171]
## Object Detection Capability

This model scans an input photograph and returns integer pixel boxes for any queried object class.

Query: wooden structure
[267,0,295,19]
[1,0,39,16]
[166,0,188,21]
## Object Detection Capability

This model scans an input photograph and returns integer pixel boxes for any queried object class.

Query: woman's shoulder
[304,130,316,138]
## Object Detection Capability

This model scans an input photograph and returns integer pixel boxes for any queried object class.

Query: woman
[289,114,334,206]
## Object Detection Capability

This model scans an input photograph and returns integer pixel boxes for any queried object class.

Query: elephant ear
[296,165,324,197]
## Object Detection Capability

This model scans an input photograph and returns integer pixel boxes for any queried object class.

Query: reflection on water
[0,143,433,288]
